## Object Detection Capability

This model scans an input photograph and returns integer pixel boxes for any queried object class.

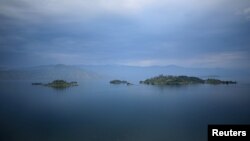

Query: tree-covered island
[110,80,133,85]
[32,80,78,89]
[140,75,236,85]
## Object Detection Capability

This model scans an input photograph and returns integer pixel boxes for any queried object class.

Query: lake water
[0,80,250,141]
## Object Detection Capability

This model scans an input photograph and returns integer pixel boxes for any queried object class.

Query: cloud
[243,7,250,20]
[243,7,250,14]
[235,6,250,20]
[0,0,249,68]
[1,0,249,23]
[0,0,156,23]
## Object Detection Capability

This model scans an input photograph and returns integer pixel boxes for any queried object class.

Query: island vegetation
[32,80,78,89]
[110,80,133,85]
[140,75,236,85]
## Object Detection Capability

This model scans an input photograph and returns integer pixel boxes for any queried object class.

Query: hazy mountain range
[79,65,249,83]
[0,64,249,83]
[0,64,100,81]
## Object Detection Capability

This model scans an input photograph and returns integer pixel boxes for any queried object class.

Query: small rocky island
[140,75,236,85]
[110,80,133,85]
[32,80,78,89]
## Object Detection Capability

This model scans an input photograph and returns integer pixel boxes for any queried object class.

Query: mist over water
[79,65,250,84]
[0,79,250,141]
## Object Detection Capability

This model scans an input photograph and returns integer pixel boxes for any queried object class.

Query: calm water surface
[0,80,250,141]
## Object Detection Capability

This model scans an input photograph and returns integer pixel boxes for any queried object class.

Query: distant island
[32,80,78,89]
[140,75,236,85]
[110,80,133,85]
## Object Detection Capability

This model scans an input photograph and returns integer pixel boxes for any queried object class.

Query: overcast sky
[0,0,250,68]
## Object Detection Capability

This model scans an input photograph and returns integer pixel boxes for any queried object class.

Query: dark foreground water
[0,80,250,141]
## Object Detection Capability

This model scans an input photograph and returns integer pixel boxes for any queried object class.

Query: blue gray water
[0,80,250,141]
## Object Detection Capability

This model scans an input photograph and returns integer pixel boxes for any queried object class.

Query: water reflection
[0,80,250,141]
